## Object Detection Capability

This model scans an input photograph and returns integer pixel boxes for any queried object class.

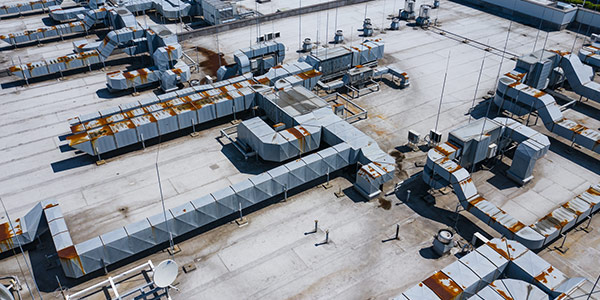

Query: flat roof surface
[0,0,599,299]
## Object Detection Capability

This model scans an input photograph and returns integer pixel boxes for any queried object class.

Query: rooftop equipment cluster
[423,117,600,250]
[397,238,595,299]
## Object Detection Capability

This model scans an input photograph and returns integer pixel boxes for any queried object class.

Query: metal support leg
[322,167,332,189]
[580,213,594,233]
[554,232,569,254]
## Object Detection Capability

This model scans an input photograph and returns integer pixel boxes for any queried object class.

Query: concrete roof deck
[0,0,599,299]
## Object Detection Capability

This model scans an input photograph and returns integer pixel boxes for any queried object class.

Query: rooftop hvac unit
[429,130,442,144]
[408,130,420,144]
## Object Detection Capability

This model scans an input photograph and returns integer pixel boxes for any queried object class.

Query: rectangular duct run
[398,238,588,300]
[62,142,352,277]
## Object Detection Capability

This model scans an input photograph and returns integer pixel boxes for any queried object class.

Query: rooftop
[0,0,599,299]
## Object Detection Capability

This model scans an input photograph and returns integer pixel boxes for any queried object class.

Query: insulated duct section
[578,44,600,69]
[397,238,590,300]
[423,118,600,250]
[559,53,600,102]
[7,20,192,92]
[237,118,321,162]
[0,201,48,253]
[495,71,600,155]
[217,41,286,80]
[0,0,64,17]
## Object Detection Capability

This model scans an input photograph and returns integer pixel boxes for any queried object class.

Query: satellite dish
[153,259,178,288]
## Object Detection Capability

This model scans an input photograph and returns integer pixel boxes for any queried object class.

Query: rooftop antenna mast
[255,1,261,43]
[491,0,519,95]
[298,0,302,53]
[434,51,451,133]
[570,0,586,54]
[531,5,547,52]
[469,44,488,123]
[316,9,320,49]
[362,3,368,44]
[325,6,330,53]
[155,143,174,254]
[381,0,386,33]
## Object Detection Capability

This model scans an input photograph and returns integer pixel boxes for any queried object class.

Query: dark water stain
[195,46,228,77]
[389,149,408,179]
[378,198,391,210]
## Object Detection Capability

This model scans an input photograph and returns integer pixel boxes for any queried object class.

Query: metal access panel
[173,103,198,129]
[214,97,234,118]
[99,227,134,264]
[109,120,139,148]
[195,102,217,123]
[152,109,179,135]
[131,115,159,140]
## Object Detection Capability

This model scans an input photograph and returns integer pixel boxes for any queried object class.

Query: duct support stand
[578,214,594,233]
[322,168,332,189]
[236,202,248,227]
[554,233,570,254]
[96,160,106,166]
[231,119,241,125]
[167,244,181,255]
[235,217,248,227]
[334,186,345,198]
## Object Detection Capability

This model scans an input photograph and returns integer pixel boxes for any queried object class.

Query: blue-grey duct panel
[212,187,245,214]
[152,109,179,135]
[301,153,324,179]
[109,121,139,148]
[231,179,259,209]
[132,115,159,140]
[124,219,157,251]
[169,202,198,236]
[267,165,289,192]
[284,160,309,189]
[459,250,500,286]
[147,213,176,242]
[196,103,217,123]
[190,194,223,223]
[100,227,133,264]
[72,237,104,277]
[248,172,278,202]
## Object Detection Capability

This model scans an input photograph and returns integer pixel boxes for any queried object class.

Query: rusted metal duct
[398,238,590,299]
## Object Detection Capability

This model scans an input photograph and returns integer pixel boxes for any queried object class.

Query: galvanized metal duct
[237,118,321,162]
[0,0,63,17]
[495,72,600,155]
[559,53,600,102]
[217,41,286,80]
[0,201,47,253]
[398,238,588,299]
[299,40,385,79]
[578,44,600,69]
[423,118,600,250]
[67,79,258,155]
